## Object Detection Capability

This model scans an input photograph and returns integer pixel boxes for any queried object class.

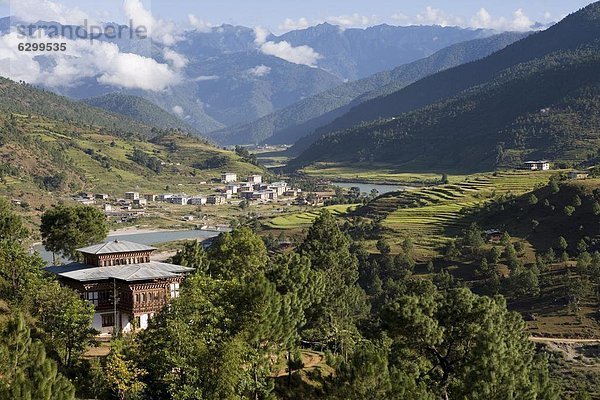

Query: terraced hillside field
[356,171,556,256]
[263,204,359,230]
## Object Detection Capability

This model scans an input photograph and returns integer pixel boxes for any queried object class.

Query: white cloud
[172,105,184,116]
[511,9,534,30]
[163,48,188,69]
[391,13,410,24]
[470,7,535,31]
[253,26,270,45]
[9,0,95,25]
[247,65,271,77]
[0,31,181,91]
[326,14,376,28]
[415,6,463,27]
[259,41,321,67]
[254,26,320,67]
[278,18,311,32]
[188,14,213,33]
[193,75,219,81]
[123,0,180,45]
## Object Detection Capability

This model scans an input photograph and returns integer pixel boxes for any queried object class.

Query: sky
[0,0,595,33]
[0,0,595,93]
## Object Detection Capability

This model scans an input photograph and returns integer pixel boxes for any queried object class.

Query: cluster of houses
[71,173,308,222]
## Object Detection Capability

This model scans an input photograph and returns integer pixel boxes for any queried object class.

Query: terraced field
[357,171,556,255]
[264,204,359,229]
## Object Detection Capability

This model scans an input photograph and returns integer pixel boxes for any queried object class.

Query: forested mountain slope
[296,2,600,149]
[290,3,600,171]
[83,93,197,133]
[214,32,528,146]
[0,77,165,138]
[290,46,600,172]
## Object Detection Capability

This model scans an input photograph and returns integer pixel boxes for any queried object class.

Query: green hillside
[214,32,528,146]
[0,113,262,203]
[473,177,600,254]
[0,78,166,138]
[83,93,197,134]
[289,2,600,161]
[290,35,600,171]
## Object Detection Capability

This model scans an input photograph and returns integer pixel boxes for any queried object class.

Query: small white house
[248,174,262,184]
[170,195,188,206]
[221,172,237,183]
[207,195,226,205]
[124,192,140,200]
[226,184,239,194]
[188,197,207,205]
[524,160,550,171]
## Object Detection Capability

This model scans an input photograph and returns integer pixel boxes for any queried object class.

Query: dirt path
[530,336,600,344]
[273,350,325,377]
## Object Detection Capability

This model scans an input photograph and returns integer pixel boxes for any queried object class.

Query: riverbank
[110,227,179,236]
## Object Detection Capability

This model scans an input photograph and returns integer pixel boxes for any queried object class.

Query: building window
[86,292,99,306]
[170,283,180,299]
[102,314,115,327]
[98,291,111,304]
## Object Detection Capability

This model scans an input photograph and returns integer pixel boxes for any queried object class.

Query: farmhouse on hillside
[46,240,193,335]
[524,160,550,171]
[568,171,590,180]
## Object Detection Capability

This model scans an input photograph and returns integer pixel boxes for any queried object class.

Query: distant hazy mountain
[289,2,600,172]
[213,32,529,146]
[278,23,494,80]
[0,18,499,138]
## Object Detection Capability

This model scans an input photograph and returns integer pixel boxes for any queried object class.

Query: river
[34,229,226,265]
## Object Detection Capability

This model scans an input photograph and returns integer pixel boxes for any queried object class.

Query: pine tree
[0,314,76,400]
[299,210,368,357]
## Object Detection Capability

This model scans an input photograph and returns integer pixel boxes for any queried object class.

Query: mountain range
[0,17,498,139]
[288,2,600,172]
[214,31,530,146]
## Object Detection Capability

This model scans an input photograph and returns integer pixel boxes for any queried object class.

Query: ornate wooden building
[46,240,193,335]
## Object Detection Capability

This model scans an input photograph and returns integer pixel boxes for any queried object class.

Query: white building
[226,184,239,194]
[124,192,140,201]
[170,195,189,205]
[524,161,550,171]
[221,172,237,183]
[188,197,207,205]
[158,194,174,202]
[268,181,288,196]
[248,174,262,184]
[207,195,227,205]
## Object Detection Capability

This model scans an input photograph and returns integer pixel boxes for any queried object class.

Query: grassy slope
[353,170,555,257]
[83,93,197,133]
[0,78,159,138]
[0,113,263,230]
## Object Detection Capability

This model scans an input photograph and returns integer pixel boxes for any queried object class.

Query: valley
[1,1,600,399]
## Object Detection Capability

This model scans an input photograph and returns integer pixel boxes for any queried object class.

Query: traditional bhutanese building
[46,240,193,335]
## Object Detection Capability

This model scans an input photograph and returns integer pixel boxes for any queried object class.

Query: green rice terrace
[263,204,359,230]
[354,170,556,257]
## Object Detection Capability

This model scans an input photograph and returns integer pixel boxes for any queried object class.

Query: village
[68,172,340,226]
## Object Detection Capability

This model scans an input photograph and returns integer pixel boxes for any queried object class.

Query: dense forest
[0,78,168,139]
[290,45,600,171]
[0,200,561,399]
[288,2,600,168]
